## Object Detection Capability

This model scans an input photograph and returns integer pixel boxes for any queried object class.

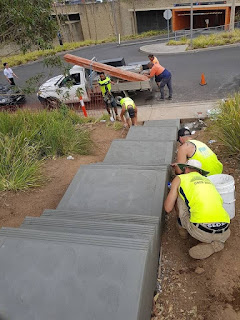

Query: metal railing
[174,21,240,40]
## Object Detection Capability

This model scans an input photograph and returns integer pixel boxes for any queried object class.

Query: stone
[194,267,205,275]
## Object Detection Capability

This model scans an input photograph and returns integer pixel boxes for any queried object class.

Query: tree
[0,0,57,52]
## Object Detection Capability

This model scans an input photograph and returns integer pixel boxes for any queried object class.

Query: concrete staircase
[0,119,180,320]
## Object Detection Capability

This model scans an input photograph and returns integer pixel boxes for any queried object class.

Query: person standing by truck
[148,54,159,66]
[148,62,172,101]
[98,72,119,120]
[120,97,138,128]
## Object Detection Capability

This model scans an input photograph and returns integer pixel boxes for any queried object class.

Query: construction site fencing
[8,99,109,119]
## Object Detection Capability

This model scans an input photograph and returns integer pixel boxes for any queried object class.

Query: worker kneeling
[120,97,138,128]
[164,159,230,260]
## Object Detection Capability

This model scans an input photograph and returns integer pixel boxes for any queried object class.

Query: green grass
[208,93,240,157]
[0,109,93,190]
[167,36,189,46]
[0,30,167,68]
[0,133,43,191]
[121,30,167,41]
[167,29,240,50]
[112,121,124,130]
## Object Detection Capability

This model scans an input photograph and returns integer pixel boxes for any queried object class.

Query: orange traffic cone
[200,73,207,86]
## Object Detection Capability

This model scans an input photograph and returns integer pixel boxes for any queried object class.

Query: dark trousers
[9,78,15,85]
[160,76,172,99]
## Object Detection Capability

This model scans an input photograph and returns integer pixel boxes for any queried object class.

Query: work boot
[157,97,164,101]
[176,218,188,239]
[189,241,224,260]
[167,96,172,100]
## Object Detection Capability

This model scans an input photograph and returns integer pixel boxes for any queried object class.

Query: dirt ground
[0,122,240,320]
[152,128,240,320]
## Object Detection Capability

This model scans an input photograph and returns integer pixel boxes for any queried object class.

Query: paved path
[86,99,218,121]
[140,43,187,55]
[137,100,217,121]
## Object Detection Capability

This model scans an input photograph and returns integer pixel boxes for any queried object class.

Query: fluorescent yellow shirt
[188,140,223,176]
[179,172,230,223]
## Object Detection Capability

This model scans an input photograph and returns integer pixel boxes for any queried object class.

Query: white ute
[37,64,152,108]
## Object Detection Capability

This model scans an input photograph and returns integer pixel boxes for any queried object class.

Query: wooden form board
[64,54,149,82]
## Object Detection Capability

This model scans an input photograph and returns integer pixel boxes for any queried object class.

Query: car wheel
[45,97,60,109]
[114,95,123,106]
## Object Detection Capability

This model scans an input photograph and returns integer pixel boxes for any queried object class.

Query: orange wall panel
[172,6,231,31]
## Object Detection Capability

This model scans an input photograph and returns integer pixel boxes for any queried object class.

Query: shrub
[0,133,43,191]
[167,37,189,46]
[191,29,240,49]
[0,109,93,190]
[168,29,240,49]
[208,93,240,157]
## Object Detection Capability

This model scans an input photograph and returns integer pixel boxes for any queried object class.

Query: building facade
[53,1,240,42]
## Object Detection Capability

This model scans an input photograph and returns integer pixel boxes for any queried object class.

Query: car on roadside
[0,84,25,108]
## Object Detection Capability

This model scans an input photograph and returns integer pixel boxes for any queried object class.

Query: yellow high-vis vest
[188,140,223,176]
[120,97,135,110]
[98,76,111,96]
[179,172,230,223]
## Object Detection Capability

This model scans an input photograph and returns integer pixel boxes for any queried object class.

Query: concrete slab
[89,163,169,171]
[20,217,156,240]
[0,228,149,249]
[41,210,162,245]
[103,140,175,165]
[126,126,177,141]
[144,119,180,128]
[42,210,160,225]
[0,232,154,320]
[57,166,168,217]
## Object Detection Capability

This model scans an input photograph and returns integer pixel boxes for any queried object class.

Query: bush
[208,93,240,157]
[0,109,93,190]
[168,29,240,49]
[191,29,240,49]
[167,37,189,46]
[0,133,43,191]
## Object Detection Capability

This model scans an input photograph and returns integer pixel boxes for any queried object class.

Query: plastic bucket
[207,174,235,219]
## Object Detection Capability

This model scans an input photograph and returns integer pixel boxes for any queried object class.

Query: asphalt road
[1,39,240,106]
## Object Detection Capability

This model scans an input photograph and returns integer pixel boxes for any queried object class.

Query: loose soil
[0,122,240,320]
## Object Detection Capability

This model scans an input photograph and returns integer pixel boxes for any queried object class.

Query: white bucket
[207,174,235,219]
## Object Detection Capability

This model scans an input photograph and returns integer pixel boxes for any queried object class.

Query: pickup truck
[37,62,152,108]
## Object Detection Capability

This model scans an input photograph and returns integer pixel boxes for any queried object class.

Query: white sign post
[205,19,209,28]
[163,9,172,41]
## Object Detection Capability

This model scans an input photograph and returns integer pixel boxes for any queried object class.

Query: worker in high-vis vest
[98,72,119,120]
[120,97,138,128]
[164,159,230,260]
[172,127,223,176]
